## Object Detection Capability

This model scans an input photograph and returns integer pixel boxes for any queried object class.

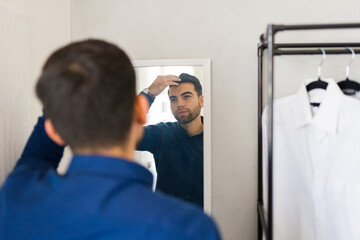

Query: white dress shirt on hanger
[263,78,360,240]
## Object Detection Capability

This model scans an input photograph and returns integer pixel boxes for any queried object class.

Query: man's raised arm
[14,115,64,171]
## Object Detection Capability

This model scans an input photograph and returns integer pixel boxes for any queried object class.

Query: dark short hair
[36,39,136,151]
[170,73,202,96]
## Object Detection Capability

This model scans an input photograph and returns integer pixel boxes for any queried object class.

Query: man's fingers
[149,75,181,96]
[163,75,181,82]
[169,81,180,86]
[164,75,180,79]
[164,76,181,87]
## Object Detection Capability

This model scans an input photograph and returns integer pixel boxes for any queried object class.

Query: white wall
[0,0,70,183]
[71,0,360,239]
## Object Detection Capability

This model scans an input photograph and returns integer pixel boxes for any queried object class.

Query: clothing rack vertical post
[257,23,360,240]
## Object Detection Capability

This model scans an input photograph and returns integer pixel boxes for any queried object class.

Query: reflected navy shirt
[138,92,204,208]
[0,116,220,240]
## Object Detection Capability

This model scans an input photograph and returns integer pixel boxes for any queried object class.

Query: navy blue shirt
[0,116,220,240]
[138,92,204,208]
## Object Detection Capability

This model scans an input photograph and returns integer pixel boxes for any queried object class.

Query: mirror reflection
[135,65,205,208]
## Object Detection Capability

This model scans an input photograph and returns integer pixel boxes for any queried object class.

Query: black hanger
[337,78,360,95]
[306,78,328,92]
[337,47,360,95]
[307,77,328,107]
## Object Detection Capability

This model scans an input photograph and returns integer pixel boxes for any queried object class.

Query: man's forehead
[168,82,196,96]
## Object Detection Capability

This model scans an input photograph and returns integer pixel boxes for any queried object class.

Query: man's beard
[174,104,201,125]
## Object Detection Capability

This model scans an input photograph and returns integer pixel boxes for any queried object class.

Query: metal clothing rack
[257,23,360,240]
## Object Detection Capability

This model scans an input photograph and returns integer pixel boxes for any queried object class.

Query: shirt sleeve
[137,124,163,153]
[14,115,65,171]
[137,91,160,153]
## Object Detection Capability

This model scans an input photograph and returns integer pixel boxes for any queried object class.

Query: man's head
[36,39,147,153]
[168,73,203,125]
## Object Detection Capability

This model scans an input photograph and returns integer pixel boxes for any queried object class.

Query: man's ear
[134,94,148,125]
[44,119,66,146]
[199,95,204,108]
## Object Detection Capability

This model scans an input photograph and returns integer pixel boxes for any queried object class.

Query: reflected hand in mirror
[147,75,181,97]
[137,73,204,208]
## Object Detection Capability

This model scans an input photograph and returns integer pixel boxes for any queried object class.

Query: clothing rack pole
[266,24,275,240]
[274,49,360,55]
[257,43,266,240]
[276,43,360,48]
[273,23,360,32]
[257,23,360,240]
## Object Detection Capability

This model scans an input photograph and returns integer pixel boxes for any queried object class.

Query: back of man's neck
[75,146,134,161]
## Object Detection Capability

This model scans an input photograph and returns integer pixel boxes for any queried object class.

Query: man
[0,40,220,239]
[138,73,204,207]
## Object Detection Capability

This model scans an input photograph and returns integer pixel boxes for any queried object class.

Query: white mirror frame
[132,59,212,214]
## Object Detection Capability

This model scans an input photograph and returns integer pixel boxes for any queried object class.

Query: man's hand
[148,75,181,97]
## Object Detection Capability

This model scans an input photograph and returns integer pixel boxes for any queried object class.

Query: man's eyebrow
[169,92,193,99]
[180,91,193,96]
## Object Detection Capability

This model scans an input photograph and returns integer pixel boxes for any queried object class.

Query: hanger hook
[318,48,326,80]
[346,47,355,79]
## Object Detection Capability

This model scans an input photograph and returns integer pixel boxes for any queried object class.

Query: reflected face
[169,82,204,124]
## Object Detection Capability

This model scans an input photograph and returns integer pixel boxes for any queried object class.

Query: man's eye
[184,95,191,98]
[170,99,176,102]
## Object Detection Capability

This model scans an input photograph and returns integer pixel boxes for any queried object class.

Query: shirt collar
[177,115,204,137]
[67,155,153,188]
[295,78,344,134]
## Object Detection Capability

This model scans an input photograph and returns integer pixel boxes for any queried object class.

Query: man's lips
[176,110,188,115]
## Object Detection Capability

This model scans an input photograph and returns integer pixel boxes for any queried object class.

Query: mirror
[133,59,211,213]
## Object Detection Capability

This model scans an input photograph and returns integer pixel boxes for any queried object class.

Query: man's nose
[177,100,184,109]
